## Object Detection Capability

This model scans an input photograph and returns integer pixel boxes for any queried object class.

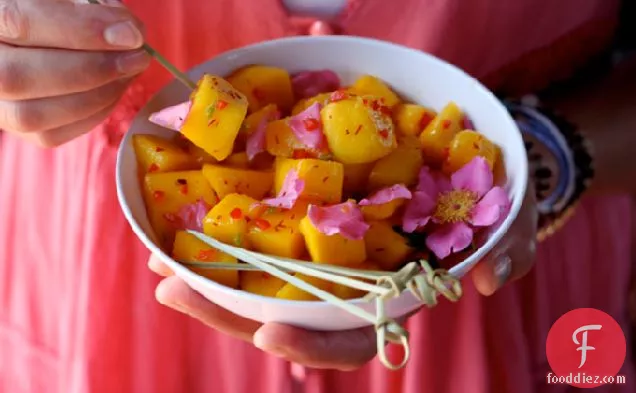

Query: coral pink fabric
[1,0,634,392]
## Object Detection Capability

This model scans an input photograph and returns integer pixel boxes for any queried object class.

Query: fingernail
[253,331,288,357]
[492,254,512,286]
[104,21,143,48]
[117,50,151,75]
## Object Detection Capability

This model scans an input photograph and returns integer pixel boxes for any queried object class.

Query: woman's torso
[0,1,633,392]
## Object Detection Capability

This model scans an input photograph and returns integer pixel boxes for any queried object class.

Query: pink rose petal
[246,111,280,161]
[451,156,493,198]
[148,101,191,131]
[469,186,510,227]
[288,103,326,150]
[462,115,475,130]
[401,191,436,233]
[177,199,212,232]
[307,201,370,240]
[359,184,412,206]
[425,222,474,260]
[261,169,305,209]
[292,70,341,99]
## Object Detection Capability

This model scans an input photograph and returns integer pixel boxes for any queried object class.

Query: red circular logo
[546,308,626,388]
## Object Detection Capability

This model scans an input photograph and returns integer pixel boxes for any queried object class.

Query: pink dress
[1,0,634,392]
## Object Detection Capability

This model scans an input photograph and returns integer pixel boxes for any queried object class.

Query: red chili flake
[216,100,228,110]
[303,118,320,131]
[472,142,480,150]
[379,106,392,116]
[442,119,452,129]
[155,147,165,152]
[322,176,329,183]
[274,135,281,145]
[179,185,188,195]
[252,88,265,101]
[152,191,165,201]
[354,125,362,135]
[292,150,312,159]
[419,113,434,129]
[261,272,271,279]
[371,100,380,111]
[289,214,296,220]
[197,249,216,261]
[330,89,347,102]
[254,218,271,230]
[378,129,389,139]
[230,208,243,220]
[208,119,218,127]
[362,99,369,106]
[223,179,229,185]
[176,178,187,185]
[148,163,160,173]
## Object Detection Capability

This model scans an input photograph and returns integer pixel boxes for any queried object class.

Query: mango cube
[227,65,294,113]
[180,74,248,161]
[299,216,366,266]
[246,201,309,259]
[240,271,286,297]
[419,101,464,166]
[172,231,239,288]
[274,158,344,204]
[202,164,273,200]
[133,134,198,174]
[202,193,259,248]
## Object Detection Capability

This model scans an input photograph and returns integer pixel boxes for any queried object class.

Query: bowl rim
[116,35,528,308]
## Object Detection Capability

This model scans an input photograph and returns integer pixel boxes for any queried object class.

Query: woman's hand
[0,0,150,147]
[471,181,538,295]
[148,256,379,371]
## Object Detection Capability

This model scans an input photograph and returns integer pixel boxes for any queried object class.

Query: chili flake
[178,185,188,195]
[152,190,165,201]
[197,249,216,261]
[155,147,165,152]
[302,118,320,131]
[254,218,271,230]
[176,179,187,185]
[230,208,243,220]
[354,125,362,135]
[216,100,228,110]
[419,112,434,129]
[322,176,329,183]
[378,129,389,139]
[148,163,160,173]
[442,119,452,129]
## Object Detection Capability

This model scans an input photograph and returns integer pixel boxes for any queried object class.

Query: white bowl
[116,36,527,331]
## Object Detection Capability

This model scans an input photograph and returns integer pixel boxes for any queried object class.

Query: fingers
[147,254,174,277]
[471,239,536,296]
[22,100,118,147]
[253,323,377,371]
[155,276,262,342]
[0,0,145,50]
[0,44,150,100]
[0,78,130,133]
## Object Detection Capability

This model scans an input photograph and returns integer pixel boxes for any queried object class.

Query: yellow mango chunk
[264,118,330,159]
[299,216,366,266]
[342,162,374,197]
[240,271,286,297]
[442,130,498,175]
[202,193,259,248]
[222,152,250,168]
[274,158,344,204]
[367,135,423,191]
[133,134,198,174]
[143,171,218,250]
[349,75,401,107]
[227,65,294,113]
[392,103,437,137]
[275,273,333,301]
[202,164,273,200]
[364,221,413,271]
[361,199,406,221]
[321,96,397,164]
[332,261,383,299]
[172,231,239,288]
[245,201,309,259]
[291,92,332,115]
[180,74,248,161]
[419,101,464,166]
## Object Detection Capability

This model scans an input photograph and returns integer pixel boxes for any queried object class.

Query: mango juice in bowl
[116,36,527,332]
